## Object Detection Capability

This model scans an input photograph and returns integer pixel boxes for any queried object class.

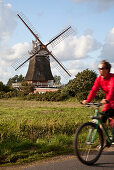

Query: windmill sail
[17,12,40,42]
[46,26,75,48]
[50,52,71,79]
[12,49,42,70]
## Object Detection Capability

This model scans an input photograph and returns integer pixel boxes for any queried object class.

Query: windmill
[12,13,74,88]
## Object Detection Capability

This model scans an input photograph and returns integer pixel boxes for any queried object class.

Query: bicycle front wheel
[74,122,104,165]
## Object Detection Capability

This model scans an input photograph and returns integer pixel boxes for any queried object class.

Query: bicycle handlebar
[81,102,102,107]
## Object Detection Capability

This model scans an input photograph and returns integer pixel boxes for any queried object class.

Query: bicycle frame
[87,103,114,145]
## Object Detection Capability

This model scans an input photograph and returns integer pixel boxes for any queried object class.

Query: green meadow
[0,98,91,165]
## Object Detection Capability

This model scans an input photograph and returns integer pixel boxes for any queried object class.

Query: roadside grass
[0,98,91,165]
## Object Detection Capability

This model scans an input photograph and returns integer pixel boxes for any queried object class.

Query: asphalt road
[0,148,114,170]
[24,151,114,170]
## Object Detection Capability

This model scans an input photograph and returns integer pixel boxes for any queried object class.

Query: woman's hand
[101,99,109,104]
[82,100,88,105]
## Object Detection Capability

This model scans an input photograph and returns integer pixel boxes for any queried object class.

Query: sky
[0,0,114,84]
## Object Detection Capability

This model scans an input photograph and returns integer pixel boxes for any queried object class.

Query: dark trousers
[101,109,114,123]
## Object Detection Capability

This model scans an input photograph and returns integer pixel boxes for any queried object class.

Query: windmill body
[25,40,54,87]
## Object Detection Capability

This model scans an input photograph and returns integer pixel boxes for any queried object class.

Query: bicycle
[74,103,114,165]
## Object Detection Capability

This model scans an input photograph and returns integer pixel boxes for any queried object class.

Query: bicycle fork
[86,126,98,145]
[86,109,99,145]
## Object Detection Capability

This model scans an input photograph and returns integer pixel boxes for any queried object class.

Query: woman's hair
[100,60,111,72]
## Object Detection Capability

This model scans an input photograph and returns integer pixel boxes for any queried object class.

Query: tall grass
[0,99,90,165]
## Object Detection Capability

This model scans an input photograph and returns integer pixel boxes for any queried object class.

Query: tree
[64,69,97,100]
[0,81,12,92]
[7,74,24,86]
[0,81,4,91]
[64,69,105,101]
[54,75,61,85]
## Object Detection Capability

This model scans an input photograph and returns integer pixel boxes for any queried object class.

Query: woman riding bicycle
[82,60,114,126]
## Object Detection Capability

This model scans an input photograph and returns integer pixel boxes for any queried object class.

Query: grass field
[0,98,91,165]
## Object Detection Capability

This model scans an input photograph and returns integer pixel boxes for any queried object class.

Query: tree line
[0,69,105,101]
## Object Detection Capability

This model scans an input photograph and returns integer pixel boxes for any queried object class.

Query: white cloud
[64,27,114,80]
[71,0,114,11]
[67,59,99,76]
[51,34,101,61]
[6,3,12,8]
[111,63,114,73]
[6,42,31,61]
[0,1,17,43]
[0,1,31,84]
[100,28,114,63]
[0,42,31,84]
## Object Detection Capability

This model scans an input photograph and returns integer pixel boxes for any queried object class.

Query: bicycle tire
[74,122,104,165]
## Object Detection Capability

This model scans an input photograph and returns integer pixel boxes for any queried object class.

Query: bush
[64,69,97,100]
[0,81,12,93]
[19,82,34,96]
[2,90,18,98]
[0,91,5,99]
[24,89,69,102]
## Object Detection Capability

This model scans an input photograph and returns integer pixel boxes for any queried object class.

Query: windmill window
[38,58,40,61]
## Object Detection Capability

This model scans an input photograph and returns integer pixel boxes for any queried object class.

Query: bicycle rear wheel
[74,122,104,165]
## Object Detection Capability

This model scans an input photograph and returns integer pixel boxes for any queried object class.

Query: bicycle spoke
[86,145,92,161]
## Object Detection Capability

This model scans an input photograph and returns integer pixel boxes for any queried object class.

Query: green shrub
[0,81,13,93]
[64,69,97,100]
[0,91,5,99]
[24,90,69,102]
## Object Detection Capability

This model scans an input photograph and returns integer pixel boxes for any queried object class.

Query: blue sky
[0,0,114,84]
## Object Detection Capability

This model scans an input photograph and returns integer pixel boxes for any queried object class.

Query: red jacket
[87,73,114,111]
